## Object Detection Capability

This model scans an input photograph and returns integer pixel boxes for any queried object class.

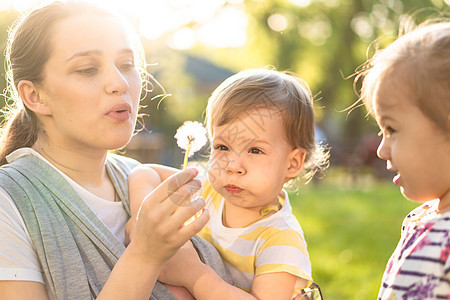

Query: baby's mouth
[225,184,243,195]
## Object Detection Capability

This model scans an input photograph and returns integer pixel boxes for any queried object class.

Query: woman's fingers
[132,167,207,261]
[164,178,202,209]
[148,167,199,206]
[135,167,205,236]
[179,208,210,239]
[166,196,208,231]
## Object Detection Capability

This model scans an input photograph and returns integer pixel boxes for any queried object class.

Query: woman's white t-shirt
[0,148,129,283]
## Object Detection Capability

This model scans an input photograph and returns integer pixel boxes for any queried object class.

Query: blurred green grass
[289,168,417,300]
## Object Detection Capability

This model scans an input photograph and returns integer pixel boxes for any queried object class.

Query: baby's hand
[164,284,195,300]
[158,241,203,287]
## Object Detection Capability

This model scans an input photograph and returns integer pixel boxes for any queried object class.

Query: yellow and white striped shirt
[199,180,313,295]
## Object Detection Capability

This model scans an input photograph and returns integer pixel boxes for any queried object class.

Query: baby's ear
[17,80,52,115]
[286,148,306,178]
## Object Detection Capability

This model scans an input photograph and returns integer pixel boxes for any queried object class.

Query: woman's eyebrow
[118,48,134,55]
[66,49,102,62]
[66,48,133,62]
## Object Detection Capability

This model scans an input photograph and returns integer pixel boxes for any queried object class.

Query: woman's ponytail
[0,106,39,165]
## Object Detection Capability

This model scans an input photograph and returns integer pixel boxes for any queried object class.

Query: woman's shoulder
[107,153,141,172]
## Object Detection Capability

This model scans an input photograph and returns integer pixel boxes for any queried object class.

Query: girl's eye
[384,126,396,137]
[386,126,395,134]
[249,148,263,154]
[378,126,396,138]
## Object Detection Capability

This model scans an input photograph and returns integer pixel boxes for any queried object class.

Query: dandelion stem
[183,142,192,169]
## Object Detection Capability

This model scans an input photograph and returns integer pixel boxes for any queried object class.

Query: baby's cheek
[208,153,228,171]
[207,158,224,185]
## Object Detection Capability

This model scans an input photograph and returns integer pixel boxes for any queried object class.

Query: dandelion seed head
[174,121,207,157]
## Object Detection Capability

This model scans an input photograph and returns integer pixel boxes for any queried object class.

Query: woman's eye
[77,67,97,75]
[119,62,135,71]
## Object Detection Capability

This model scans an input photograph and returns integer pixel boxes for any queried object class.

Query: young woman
[0,1,231,299]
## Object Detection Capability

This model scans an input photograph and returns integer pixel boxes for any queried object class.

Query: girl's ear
[17,80,51,115]
[286,148,306,178]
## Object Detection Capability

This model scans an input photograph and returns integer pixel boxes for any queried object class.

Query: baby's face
[372,78,450,204]
[207,108,304,213]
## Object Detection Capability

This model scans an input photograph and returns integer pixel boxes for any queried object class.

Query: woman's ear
[447,114,450,131]
[17,80,51,115]
[286,148,306,178]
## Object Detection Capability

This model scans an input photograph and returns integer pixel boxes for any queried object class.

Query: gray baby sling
[0,154,231,299]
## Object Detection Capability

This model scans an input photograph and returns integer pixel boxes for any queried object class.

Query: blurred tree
[0,1,448,167]
[184,0,448,166]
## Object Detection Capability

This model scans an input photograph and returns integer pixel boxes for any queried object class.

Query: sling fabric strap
[0,153,231,299]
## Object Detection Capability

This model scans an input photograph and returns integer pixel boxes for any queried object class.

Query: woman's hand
[128,167,209,267]
[99,167,209,299]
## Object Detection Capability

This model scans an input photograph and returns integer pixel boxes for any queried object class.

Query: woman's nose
[105,67,129,95]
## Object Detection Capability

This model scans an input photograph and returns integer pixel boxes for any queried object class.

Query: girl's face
[373,77,450,206]
[208,108,303,217]
[36,14,142,152]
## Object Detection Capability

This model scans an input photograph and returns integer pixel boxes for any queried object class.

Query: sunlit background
[0,1,449,298]
[5,0,448,50]
[2,0,248,49]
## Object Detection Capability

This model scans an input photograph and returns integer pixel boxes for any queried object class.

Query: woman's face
[36,13,142,152]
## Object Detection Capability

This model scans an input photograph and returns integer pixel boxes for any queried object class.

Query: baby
[128,68,328,299]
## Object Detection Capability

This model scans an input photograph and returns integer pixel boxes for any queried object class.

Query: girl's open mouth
[393,174,400,187]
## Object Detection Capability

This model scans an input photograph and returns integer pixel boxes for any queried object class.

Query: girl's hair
[205,67,329,181]
[0,1,147,165]
[358,22,450,133]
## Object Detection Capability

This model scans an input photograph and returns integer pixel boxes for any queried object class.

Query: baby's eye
[214,144,229,151]
[249,148,264,154]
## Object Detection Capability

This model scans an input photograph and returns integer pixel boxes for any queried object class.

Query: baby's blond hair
[206,68,328,181]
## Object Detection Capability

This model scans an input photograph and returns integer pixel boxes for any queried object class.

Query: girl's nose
[105,67,129,95]
[376,137,390,161]
[225,157,246,175]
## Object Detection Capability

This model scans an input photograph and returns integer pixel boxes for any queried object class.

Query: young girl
[358,22,450,299]
[0,1,231,299]
[128,68,328,299]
